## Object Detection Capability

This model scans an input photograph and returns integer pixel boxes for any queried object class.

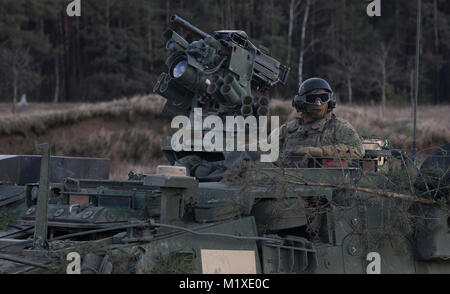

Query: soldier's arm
[272,123,286,146]
[321,120,365,159]
[321,144,364,158]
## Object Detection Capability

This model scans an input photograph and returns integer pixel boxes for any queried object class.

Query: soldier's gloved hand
[292,147,324,157]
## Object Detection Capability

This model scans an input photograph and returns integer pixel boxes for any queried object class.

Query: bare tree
[286,0,303,66]
[433,0,440,104]
[222,0,233,29]
[0,46,40,113]
[54,56,60,104]
[298,0,311,85]
[406,58,415,108]
[245,0,253,35]
[368,42,402,115]
[166,0,171,25]
[53,11,63,104]
[375,43,390,113]
[332,49,362,105]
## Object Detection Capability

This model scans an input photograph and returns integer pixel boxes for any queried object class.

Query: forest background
[0,0,449,107]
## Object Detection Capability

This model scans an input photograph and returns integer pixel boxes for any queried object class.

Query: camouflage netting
[0,208,19,231]
[150,253,195,274]
[223,149,449,251]
[45,242,145,274]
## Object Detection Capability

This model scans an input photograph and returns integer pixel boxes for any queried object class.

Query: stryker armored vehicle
[0,15,449,274]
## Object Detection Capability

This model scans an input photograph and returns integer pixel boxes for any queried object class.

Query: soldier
[279,78,365,159]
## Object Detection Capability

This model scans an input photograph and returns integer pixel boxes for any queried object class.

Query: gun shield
[166,40,185,52]
[163,30,189,49]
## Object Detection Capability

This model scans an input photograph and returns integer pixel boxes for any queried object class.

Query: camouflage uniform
[280,112,365,159]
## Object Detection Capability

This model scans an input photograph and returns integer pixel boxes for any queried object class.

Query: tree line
[0,0,449,108]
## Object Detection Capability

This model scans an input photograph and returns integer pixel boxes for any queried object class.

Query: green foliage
[358,158,417,194]
[0,208,19,230]
[150,253,195,274]
[227,152,445,251]
[46,241,144,274]
[415,166,450,200]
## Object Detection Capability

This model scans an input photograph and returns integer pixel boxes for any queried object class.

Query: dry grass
[1,95,448,180]
[270,99,450,156]
[0,95,166,136]
[336,105,450,154]
[0,95,171,180]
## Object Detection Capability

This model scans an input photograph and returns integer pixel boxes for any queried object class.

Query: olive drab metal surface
[0,155,110,185]
[33,144,50,249]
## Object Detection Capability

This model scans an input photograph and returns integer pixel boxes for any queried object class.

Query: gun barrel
[259,96,270,106]
[257,105,269,116]
[220,84,241,105]
[211,75,224,85]
[170,15,211,40]
[241,104,253,116]
[224,74,247,98]
[241,95,254,105]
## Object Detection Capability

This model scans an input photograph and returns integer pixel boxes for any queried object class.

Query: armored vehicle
[0,15,449,274]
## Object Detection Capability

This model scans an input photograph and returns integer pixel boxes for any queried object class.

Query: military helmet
[292,77,336,113]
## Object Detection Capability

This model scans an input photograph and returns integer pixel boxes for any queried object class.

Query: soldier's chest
[283,123,326,150]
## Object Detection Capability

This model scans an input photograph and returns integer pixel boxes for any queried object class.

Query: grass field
[1,95,448,180]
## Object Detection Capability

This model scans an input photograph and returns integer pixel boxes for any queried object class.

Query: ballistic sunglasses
[304,93,331,104]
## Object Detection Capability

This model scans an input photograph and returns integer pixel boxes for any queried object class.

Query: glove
[321,144,364,158]
[292,146,324,157]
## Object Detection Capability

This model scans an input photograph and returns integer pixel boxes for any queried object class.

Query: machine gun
[153,15,290,119]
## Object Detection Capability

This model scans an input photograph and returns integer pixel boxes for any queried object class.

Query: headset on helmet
[292,77,336,113]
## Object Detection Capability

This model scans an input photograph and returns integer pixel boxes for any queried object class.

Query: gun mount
[154,14,290,119]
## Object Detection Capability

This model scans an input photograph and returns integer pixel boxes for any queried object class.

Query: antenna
[412,0,421,164]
